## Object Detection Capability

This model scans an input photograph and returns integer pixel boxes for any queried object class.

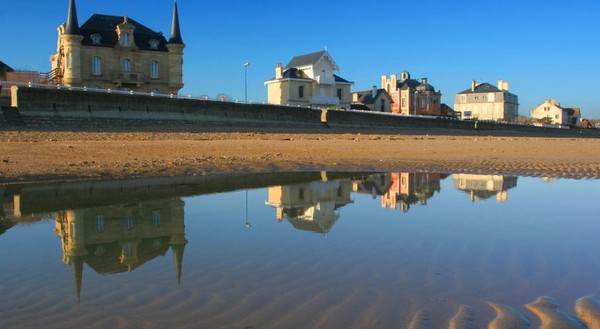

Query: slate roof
[334,74,353,84]
[80,14,168,52]
[397,78,421,90]
[0,61,14,73]
[458,82,502,94]
[353,89,389,104]
[285,50,327,69]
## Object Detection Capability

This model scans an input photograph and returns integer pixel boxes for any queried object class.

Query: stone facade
[454,80,519,122]
[530,99,580,126]
[381,71,442,115]
[265,50,353,109]
[50,0,184,94]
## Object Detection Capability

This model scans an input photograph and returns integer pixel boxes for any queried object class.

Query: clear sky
[1,0,599,117]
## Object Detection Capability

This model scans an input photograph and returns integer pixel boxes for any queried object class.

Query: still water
[0,172,598,328]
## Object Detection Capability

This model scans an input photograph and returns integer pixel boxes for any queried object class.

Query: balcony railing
[316,75,335,85]
[310,96,340,105]
[113,72,145,85]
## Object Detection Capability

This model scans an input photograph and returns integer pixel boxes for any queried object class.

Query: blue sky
[1,0,599,117]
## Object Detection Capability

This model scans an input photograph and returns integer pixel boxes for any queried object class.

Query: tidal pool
[0,172,598,328]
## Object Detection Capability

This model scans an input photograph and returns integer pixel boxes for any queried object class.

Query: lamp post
[243,62,251,103]
[245,189,251,228]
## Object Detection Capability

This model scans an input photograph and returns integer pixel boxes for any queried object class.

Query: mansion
[50,0,185,94]
[454,80,519,122]
[264,50,353,109]
[381,71,442,116]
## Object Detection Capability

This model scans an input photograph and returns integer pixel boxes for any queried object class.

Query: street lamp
[243,62,251,103]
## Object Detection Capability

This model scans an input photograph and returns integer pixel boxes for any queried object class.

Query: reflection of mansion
[353,173,446,213]
[453,174,518,203]
[54,198,187,300]
[266,177,353,235]
[381,173,445,212]
[264,50,353,109]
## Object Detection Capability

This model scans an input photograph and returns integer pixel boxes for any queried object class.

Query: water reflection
[454,174,518,203]
[266,173,354,235]
[53,199,187,300]
[1,172,600,328]
[354,173,448,212]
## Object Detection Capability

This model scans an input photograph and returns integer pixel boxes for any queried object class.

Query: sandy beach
[1,129,599,183]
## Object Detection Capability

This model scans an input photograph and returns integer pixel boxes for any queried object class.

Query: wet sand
[1,130,599,183]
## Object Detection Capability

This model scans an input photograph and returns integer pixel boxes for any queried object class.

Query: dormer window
[148,39,159,49]
[91,33,102,45]
[122,33,130,46]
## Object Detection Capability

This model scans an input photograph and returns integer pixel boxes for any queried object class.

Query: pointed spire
[171,243,186,286]
[169,0,184,44]
[70,256,84,302]
[64,0,80,35]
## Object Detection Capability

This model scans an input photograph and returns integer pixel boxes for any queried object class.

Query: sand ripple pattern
[404,295,600,329]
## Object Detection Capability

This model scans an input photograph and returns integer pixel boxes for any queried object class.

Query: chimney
[372,85,377,99]
[471,80,476,92]
[498,79,509,91]
[422,78,428,85]
[504,80,509,91]
[275,63,282,79]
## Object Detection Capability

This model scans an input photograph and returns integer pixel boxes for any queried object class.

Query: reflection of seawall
[1,172,368,221]
[453,174,518,203]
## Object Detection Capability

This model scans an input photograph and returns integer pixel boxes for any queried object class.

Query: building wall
[454,91,519,122]
[51,26,183,94]
[531,100,565,125]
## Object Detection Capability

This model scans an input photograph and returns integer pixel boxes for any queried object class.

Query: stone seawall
[4,86,600,137]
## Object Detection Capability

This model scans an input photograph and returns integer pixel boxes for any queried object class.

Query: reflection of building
[50,0,184,94]
[453,174,518,203]
[265,50,353,109]
[381,71,442,115]
[454,80,519,122]
[54,198,187,300]
[266,175,353,235]
[381,173,446,212]
[353,173,446,213]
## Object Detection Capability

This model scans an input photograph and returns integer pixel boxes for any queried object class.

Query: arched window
[92,57,102,76]
[122,33,130,47]
[122,58,131,72]
[150,61,159,79]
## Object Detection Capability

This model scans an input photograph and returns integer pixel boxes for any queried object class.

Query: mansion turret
[50,0,185,94]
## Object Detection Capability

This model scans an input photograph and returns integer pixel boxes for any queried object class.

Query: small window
[95,214,104,232]
[92,57,102,76]
[150,61,159,79]
[298,85,304,98]
[337,88,342,100]
[299,188,304,201]
[380,99,385,112]
[91,33,102,45]
[152,209,161,228]
[122,33,130,46]
[66,52,73,69]
[149,39,159,49]
[122,58,131,72]
[123,216,134,231]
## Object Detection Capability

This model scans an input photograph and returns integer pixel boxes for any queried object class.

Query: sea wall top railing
[0,79,470,120]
